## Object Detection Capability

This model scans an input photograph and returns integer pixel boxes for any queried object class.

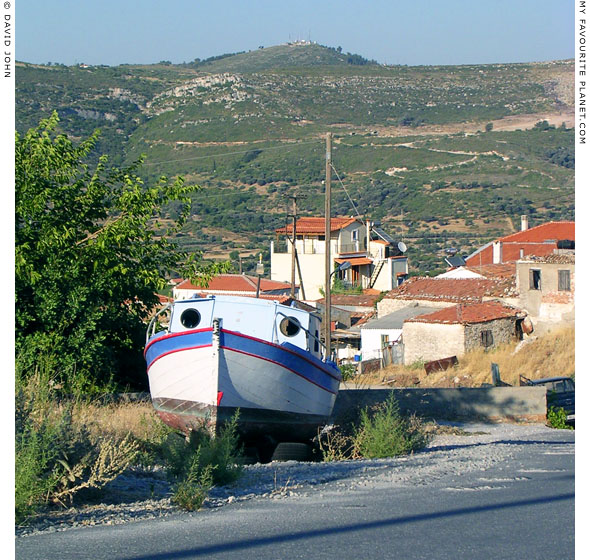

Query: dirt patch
[366,110,574,138]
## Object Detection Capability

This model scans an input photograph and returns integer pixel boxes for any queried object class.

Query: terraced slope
[16,44,575,274]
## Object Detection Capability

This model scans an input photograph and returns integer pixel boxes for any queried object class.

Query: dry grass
[72,401,164,442]
[359,327,575,388]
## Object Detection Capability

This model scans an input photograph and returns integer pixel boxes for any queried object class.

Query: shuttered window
[481,330,494,348]
[558,270,571,291]
[529,269,541,290]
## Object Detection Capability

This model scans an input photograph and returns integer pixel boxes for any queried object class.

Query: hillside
[15,44,575,275]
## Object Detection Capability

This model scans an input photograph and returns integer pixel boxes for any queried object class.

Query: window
[381,334,390,348]
[558,270,571,291]
[180,308,201,329]
[480,330,494,348]
[529,269,541,290]
[280,316,301,337]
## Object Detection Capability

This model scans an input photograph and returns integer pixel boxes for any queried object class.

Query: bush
[15,361,140,524]
[171,454,215,511]
[161,412,244,510]
[351,394,431,458]
[547,406,574,430]
[340,363,357,382]
[318,393,431,461]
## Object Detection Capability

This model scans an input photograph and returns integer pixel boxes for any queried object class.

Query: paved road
[16,429,574,560]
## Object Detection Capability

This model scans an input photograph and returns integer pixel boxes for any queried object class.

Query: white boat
[144,295,341,449]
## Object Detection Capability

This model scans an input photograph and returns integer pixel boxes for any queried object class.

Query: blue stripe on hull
[144,328,213,370]
[220,330,341,394]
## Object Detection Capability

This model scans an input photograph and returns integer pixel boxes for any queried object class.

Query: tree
[15,113,226,391]
[485,122,493,132]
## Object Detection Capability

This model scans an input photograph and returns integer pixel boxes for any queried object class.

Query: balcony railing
[338,240,366,254]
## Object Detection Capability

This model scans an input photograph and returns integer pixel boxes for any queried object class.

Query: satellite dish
[398,241,407,253]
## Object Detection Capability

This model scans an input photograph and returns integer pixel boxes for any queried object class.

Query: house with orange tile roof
[271,217,408,300]
[173,274,293,301]
[465,217,574,267]
[377,271,519,318]
[402,301,527,365]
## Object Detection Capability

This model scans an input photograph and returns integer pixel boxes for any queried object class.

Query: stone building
[402,301,526,365]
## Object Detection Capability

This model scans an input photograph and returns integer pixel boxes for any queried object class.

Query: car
[521,375,575,423]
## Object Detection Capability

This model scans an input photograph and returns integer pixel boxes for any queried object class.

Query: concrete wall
[271,251,326,300]
[332,386,547,423]
[402,322,465,365]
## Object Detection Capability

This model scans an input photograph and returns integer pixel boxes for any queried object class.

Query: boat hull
[145,325,340,442]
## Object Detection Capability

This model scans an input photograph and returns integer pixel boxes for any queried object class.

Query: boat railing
[274,310,327,359]
[146,303,172,344]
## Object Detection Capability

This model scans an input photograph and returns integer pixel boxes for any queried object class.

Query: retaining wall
[332,386,547,423]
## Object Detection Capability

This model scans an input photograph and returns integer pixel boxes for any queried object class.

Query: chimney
[492,241,503,264]
[521,215,529,231]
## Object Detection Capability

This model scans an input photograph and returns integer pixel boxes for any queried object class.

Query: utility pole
[288,195,297,298]
[324,132,332,361]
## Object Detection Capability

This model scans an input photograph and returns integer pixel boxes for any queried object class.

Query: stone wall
[516,260,575,333]
[464,317,517,353]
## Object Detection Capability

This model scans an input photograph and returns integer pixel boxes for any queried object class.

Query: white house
[271,217,408,300]
[360,304,438,363]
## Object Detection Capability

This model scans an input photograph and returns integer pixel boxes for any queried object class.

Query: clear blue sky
[17,0,574,67]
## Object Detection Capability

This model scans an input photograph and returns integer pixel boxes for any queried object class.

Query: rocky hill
[16,44,575,274]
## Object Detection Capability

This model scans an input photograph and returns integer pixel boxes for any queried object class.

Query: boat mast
[324,132,332,361]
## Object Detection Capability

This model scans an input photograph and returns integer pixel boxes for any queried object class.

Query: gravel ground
[15,422,562,538]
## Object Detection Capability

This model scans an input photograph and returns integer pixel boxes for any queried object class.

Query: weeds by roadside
[547,406,574,430]
[15,366,140,524]
[161,412,244,510]
[15,355,245,524]
[318,393,432,461]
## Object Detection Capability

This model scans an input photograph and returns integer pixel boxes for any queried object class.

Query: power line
[330,163,365,225]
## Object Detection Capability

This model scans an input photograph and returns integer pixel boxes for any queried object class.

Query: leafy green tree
[15,113,225,391]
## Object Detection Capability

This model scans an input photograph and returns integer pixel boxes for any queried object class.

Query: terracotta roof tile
[316,293,382,306]
[191,292,293,304]
[176,274,291,293]
[276,216,360,235]
[384,275,516,303]
[464,263,516,279]
[466,221,574,266]
[406,301,522,325]
[522,253,575,264]
[498,221,574,243]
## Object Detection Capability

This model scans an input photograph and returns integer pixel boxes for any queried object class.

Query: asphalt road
[16,429,574,560]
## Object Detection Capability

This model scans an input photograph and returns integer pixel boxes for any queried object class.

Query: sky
[16,0,574,67]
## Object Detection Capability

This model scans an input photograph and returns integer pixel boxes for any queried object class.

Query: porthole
[279,316,301,337]
[180,308,201,329]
